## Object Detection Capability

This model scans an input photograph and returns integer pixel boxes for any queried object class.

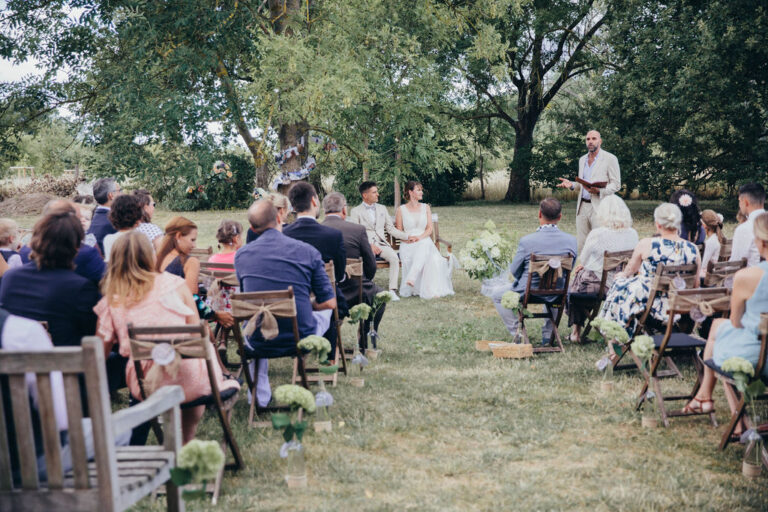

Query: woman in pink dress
[94,231,240,443]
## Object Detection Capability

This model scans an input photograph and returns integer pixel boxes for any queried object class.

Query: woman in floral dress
[599,203,700,334]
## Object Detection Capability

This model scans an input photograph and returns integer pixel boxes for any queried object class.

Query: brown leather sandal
[681,397,714,414]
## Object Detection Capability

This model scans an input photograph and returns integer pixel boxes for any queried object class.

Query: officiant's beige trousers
[378,244,400,291]
[576,201,598,255]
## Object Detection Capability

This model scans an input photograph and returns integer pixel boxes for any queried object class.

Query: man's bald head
[247,200,278,233]
[42,199,77,216]
[585,130,602,154]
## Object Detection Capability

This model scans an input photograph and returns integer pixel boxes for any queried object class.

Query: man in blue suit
[235,200,336,406]
[283,182,348,355]
[87,177,121,255]
[493,198,577,345]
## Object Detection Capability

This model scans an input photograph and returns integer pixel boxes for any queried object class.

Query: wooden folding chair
[190,246,213,263]
[430,213,453,261]
[229,287,309,426]
[702,258,746,288]
[290,261,348,384]
[635,288,731,427]
[198,263,240,370]
[718,237,733,262]
[0,337,185,512]
[345,258,365,358]
[574,249,634,343]
[715,313,768,454]
[519,253,574,353]
[127,321,243,501]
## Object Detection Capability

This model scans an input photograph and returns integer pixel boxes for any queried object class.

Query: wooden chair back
[598,249,634,300]
[431,213,453,257]
[230,288,300,341]
[346,258,364,304]
[199,262,237,281]
[0,337,185,511]
[190,246,213,262]
[317,261,346,379]
[638,263,699,328]
[718,237,733,262]
[523,253,574,304]
[703,258,746,288]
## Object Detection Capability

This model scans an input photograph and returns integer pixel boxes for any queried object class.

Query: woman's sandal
[681,397,714,414]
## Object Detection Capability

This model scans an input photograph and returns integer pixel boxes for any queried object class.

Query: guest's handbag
[569,268,601,295]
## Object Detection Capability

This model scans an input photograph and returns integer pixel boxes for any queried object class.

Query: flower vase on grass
[459,220,515,297]
[632,335,658,427]
[169,439,226,502]
[347,303,371,385]
[296,335,338,432]
[721,357,766,478]
[589,318,630,393]
[314,380,335,432]
[271,385,316,487]
[366,291,392,359]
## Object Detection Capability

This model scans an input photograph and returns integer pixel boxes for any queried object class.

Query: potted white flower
[271,384,316,487]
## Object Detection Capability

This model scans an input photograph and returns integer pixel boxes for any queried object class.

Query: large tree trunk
[505,127,534,202]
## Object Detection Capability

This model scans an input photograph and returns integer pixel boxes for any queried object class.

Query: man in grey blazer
[492,198,577,345]
[322,192,386,350]
[557,130,621,253]
[348,181,407,298]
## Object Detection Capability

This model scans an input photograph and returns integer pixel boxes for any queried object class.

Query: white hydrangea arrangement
[589,318,630,344]
[631,335,655,361]
[347,303,372,324]
[459,220,515,281]
[170,439,226,500]
[722,356,755,379]
[297,335,332,362]
[274,384,316,414]
[721,357,766,466]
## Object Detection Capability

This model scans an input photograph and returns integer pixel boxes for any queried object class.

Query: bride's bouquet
[459,220,515,296]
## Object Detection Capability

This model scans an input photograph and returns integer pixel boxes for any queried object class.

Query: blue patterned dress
[599,238,699,331]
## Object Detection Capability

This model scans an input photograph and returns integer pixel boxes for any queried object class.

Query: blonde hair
[700,209,726,245]
[596,195,633,230]
[754,212,768,244]
[0,218,18,246]
[102,231,157,307]
[654,203,682,231]
[267,192,291,213]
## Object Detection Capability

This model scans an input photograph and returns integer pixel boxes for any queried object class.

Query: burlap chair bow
[231,298,297,339]
[346,260,363,278]
[130,337,207,395]
[670,292,730,317]
[529,256,573,280]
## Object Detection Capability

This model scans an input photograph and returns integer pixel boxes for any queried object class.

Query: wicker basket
[475,340,502,351]
[490,342,533,359]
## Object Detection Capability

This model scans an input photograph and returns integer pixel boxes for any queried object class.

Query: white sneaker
[389,291,400,301]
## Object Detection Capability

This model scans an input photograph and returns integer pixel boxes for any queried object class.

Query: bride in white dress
[395,181,455,299]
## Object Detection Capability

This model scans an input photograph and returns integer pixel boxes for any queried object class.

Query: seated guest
[133,189,164,252]
[699,209,726,279]
[0,219,22,269]
[246,192,291,243]
[87,177,121,254]
[156,216,234,328]
[206,220,244,312]
[730,182,766,267]
[94,232,239,443]
[681,212,768,416]
[322,192,386,350]
[567,195,638,341]
[492,198,577,345]
[18,200,105,284]
[0,207,99,346]
[102,195,143,261]
[670,189,706,244]
[599,203,700,333]
[283,182,348,355]
[235,200,336,406]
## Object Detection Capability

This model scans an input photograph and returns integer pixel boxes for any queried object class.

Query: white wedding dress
[398,204,455,299]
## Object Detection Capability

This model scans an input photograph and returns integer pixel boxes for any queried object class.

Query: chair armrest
[436,236,453,252]
[111,385,185,436]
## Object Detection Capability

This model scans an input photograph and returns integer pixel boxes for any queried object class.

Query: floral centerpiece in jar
[297,335,338,432]
[459,220,515,297]
[169,439,226,501]
[631,335,658,427]
[271,384,316,487]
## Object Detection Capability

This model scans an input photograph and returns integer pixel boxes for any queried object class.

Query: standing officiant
[557,130,621,253]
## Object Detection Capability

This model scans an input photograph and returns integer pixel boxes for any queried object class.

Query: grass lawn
[11,200,767,510]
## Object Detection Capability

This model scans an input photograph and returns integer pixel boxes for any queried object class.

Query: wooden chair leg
[550,305,565,353]
[653,377,670,428]
[336,326,348,376]
[720,398,747,450]
[216,403,243,470]
[297,355,309,388]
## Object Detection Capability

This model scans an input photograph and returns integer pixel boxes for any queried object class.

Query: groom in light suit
[349,181,407,299]
[557,130,621,254]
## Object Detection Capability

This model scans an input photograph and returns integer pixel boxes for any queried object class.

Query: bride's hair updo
[404,180,423,202]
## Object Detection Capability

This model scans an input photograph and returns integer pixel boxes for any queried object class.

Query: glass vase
[641,392,658,428]
[284,442,307,488]
[742,399,764,478]
[314,381,333,433]
[600,359,614,392]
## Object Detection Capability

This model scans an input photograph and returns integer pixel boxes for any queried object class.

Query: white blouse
[700,233,721,278]
[580,227,639,273]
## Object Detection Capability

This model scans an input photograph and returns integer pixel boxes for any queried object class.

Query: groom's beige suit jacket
[575,149,621,212]
[348,203,407,247]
